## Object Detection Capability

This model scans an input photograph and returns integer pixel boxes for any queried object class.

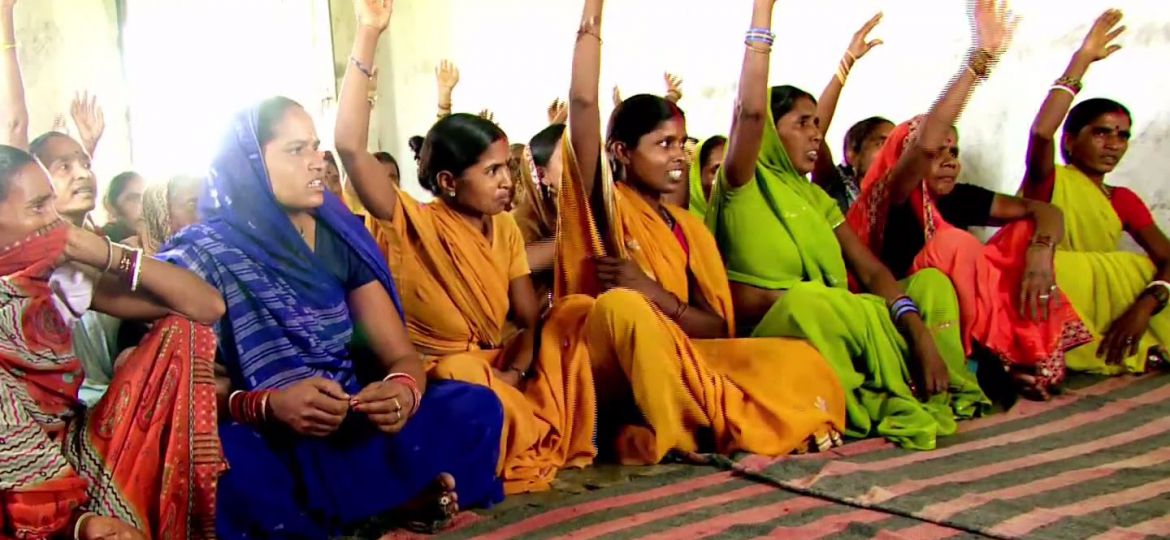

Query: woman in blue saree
[158,96,505,538]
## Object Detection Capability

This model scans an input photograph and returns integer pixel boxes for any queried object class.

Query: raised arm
[1,0,28,150]
[66,225,226,325]
[436,60,459,118]
[812,13,883,187]
[567,0,604,198]
[1023,10,1124,196]
[721,0,777,189]
[663,73,683,104]
[885,0,1015,205]
[335,0,397,221]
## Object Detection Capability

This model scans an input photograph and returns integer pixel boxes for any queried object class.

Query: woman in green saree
[705,0,1015,450]
[687,136,726,221]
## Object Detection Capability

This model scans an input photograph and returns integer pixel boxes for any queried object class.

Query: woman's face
[618,117,688,196]
[700,142,726,193]
[113,175,146,224]
[38,135,97,220]
[1065,111,1131,176]
[382,161,401,187]
[168,177,202,233]
[323,159,344,199]
[538,143,564,194]
[0,163,61,248]
[851,122,894,179]
[775,97,823,175]
[440,138,513,216]
[262,107,328,212]
[925,128,961,197]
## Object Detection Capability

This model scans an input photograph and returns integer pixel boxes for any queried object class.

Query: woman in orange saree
[559,0,846,464]
[0,145,225,539]
[335,5,595,495]
[848,116,1090,399]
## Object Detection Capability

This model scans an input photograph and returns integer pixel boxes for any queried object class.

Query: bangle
[102,236,114,274]
[2,42,16,51]
[74,512,97,540]
[1054,75,1083,93]
[129,248,143,292]
[746,43,772,54]
[349,56,375,79]
[383,372,422,415]
[836,59,852,85]
[229,390,271,425]
[1049,84,1077,98]
[888,295,920,322]
[966,48,995,79]
[1145,280,1170,315]
[578,17,602,44]
[1030,234,1055,249]
[114,244,134,277]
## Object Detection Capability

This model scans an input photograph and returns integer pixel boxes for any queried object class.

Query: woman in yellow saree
[704,1,999,450]
[334,1,594,495]
[560,0,846,464]
[1020,9,1170,374]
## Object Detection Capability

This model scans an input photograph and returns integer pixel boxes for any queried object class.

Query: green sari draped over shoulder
[687,137,719,221]
[705,90,988,450]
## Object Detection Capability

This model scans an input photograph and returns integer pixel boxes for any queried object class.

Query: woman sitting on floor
[705,1,997,449]
[1019,9,1170,375]
[158,93,505,537]
[0,145,226,540]
[686,135,726,221]
[558,0,846,464]
[337,0,596,495]
[844,13,1109,399]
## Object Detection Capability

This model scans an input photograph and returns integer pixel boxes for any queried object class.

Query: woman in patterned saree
[159,94,506,537]
[0,145,226,539]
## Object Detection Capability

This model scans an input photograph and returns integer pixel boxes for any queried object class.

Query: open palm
[355,0,392,31]
[1080,9,1125,62]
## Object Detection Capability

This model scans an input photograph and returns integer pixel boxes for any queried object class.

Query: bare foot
[79,515,146,540]
[398,473,459,534]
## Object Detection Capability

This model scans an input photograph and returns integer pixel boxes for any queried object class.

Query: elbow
[4,114,27,142]
[569,94,597,111]
[1028,126,1055,143]
[734,101,766,125]
[190,293,226,325]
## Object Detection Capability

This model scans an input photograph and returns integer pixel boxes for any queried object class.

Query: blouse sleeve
[1112,187,1156,234]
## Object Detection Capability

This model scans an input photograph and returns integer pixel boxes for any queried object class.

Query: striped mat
[730,373,1170,540]
[375,373,1170,539]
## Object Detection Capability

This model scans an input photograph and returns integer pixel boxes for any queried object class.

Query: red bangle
[229,390,271,425]
[383,373,422,416]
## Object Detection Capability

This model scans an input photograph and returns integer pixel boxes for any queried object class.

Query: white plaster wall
[369,0,1170,228]
[10,0,131,220]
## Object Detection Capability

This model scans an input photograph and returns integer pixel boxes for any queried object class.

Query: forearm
[436,87,453,117]
[722,0,774,188]
[1027,200,1064,244]
[815,55,850,134]
[336,28,379,155]
[567,0,604,197]
[525,239,555,272]
[1031,52,1092,138]
[917,62,980,153]
[1,5,28,149]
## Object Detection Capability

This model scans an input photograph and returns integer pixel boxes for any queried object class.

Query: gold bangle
[746,43,771,54]
[1,42,16,51]
[967,48,995,79]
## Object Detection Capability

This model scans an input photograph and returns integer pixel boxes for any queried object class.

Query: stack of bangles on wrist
[383,372,423,416]
[836,50,857,85]
[745,27,774,54]
[229,390,271,425]
[1050,75,1083,98]
[889,295,921,324]
[967,48,995,80]
[101,237,145,292]
[1143,280,1170,315]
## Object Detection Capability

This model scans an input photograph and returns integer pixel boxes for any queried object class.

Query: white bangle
[1148,280,1170,295]
[74,512,97,540]
[1049,84,1076,98]
[129,249,143,292]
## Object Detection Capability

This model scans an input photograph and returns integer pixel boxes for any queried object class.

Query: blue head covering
[160,101,401,392]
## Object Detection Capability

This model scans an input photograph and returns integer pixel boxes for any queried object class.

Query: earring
[447,191,456,198]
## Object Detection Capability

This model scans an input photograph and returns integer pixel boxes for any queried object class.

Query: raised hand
[479,109,496,123]
[664,72,683,102]
[1079,9,1125,62]
[436,60,460,92]
[612,85,622,108]
[355,0,392,31]
[70,91,104,156]
[547,98,567,124]
[51,114,68,134]
[846,12,884,61]
[972,0,1019,56]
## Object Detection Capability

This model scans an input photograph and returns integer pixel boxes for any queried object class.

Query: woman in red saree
[847,113,1090,399]
[0,145,226,539]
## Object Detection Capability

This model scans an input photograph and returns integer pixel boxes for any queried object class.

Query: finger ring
[1049,284,1058,292]
[393,397,401,412]
[1038,294,1051,300]
[1125,337,1135,345]
[395,410,402,421]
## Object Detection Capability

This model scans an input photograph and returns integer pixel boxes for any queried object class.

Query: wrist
[1135,293,1160,317]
